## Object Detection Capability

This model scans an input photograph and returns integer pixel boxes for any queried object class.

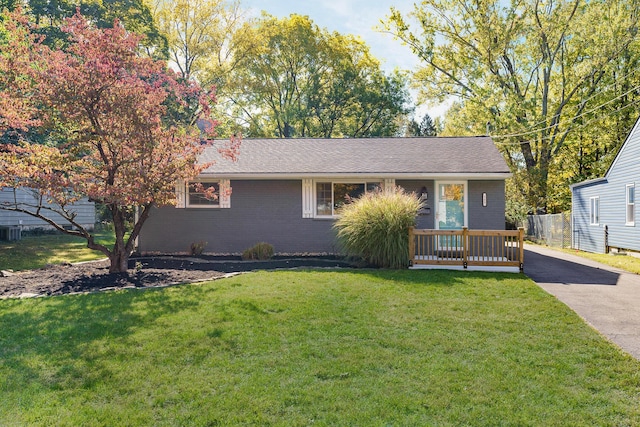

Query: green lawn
[557,247,640,275]
[0,231,114,271]
[1,269,639,426]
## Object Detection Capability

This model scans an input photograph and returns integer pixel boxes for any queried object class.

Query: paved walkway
[524,244,640,360]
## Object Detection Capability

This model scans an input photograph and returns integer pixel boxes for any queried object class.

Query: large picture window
[187,181,220,207]
[626,184,635,225]
[315,181,380,217]
[590,196,599,225]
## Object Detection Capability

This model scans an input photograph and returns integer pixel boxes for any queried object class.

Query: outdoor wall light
[482,192,487,207]
[420,186,429,201]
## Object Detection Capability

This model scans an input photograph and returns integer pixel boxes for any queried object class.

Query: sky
[240,0,445,118]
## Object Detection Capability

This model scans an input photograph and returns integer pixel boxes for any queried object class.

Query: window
[626,184,635,225]
[315,181,380,217]
[590,196,599,225]
[187,181,220,207]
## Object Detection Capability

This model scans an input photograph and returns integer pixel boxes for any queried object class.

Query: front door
[436,182,466,248]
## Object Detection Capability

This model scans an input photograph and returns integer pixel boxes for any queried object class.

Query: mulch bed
[0,256,358,298]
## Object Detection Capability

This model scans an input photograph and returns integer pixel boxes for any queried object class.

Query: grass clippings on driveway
[1,269,639,426]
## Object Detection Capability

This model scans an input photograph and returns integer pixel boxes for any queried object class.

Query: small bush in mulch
[241,242,275,260]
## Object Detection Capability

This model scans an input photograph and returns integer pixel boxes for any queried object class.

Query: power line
[493,97,640,147]
[489,67,640,139]
[491,83,640,140]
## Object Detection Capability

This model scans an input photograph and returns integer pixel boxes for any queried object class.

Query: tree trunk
[109,239,130,273]
[109,251,129,273]
[109,205,131,273]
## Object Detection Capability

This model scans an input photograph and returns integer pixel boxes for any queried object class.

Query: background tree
[149,0,250,82]
[385,0,640,213]
[0,10,239,273]
[232,14,411,138]
[149,0,259,136]
[6,0,167,55]
[406,113,439,137]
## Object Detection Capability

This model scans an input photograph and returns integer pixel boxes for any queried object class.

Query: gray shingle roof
[200,136,510,177]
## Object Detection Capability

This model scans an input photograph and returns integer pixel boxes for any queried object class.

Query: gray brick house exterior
[137,137,511,254]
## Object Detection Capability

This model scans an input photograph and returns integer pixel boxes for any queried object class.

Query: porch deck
[409,227,524,273]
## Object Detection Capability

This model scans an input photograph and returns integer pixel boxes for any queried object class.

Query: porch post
[462,227,468,269]
[408,227,415,267]
[518,227,525,272]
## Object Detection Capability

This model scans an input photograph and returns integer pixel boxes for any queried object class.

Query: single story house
[137,137,511,255]
[571,116,640,253]
[0,187,95,240]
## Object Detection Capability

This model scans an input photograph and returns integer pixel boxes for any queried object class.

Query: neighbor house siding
[0,188,95,229]
[572,180,607,253]
[138,180,339,254]
[571,116,640,253]
[602,125,640,251]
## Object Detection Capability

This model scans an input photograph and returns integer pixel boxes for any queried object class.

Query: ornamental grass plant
[334,187,421,268]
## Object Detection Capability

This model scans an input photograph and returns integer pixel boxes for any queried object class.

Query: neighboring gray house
[571,117,640,253]
[137,137,511,255]
[0,188,95,239]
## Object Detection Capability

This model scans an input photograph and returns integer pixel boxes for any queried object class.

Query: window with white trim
[315,181,381,217]
[187,181,220,207]
[175,179,230,208]
[626,184,635,225]
[589,196,599,225]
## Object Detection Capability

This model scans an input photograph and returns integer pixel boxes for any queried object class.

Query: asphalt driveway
[524,244,640,360]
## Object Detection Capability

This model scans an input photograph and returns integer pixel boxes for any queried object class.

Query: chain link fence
[525,212,572,248]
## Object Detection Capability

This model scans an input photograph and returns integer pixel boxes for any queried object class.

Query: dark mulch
[0,256,358,298]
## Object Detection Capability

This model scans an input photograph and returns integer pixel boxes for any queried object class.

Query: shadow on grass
[0,284,214,394]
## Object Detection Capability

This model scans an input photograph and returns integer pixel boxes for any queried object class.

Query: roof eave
[570,177,607,189]
[197,172,512,180]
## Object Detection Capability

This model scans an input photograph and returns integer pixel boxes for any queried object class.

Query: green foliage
[231,14,412,138]
[384,0,640,213]
[8,0,168,56]
[406,113,438,136]
[241,242,274,260]
[1,270,639,424]
[334,188,421,269]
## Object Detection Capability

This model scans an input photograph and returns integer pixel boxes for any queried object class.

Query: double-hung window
[315,181,380,217]
[589,196,599,225]
[626,184,635,226]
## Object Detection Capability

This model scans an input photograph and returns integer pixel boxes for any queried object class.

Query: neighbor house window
[187,180,220,207]
[626,184,635,225]
[590,196,599,225]
[315,181,380,217]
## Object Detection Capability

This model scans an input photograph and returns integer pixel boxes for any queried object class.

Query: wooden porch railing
[409,227,524,272]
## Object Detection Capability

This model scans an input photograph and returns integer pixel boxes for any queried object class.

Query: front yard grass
[1,269,639,426]
[557,247,640,275]
[0,231,114,271]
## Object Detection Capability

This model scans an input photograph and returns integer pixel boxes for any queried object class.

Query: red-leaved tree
[0,10,240,272]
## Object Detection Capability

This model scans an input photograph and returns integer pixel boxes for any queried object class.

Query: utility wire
[491,84,640,140]
[489,67,640,138]
[493,97,640,147]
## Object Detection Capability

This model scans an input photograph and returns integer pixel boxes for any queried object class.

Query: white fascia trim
[197,172,512,180]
